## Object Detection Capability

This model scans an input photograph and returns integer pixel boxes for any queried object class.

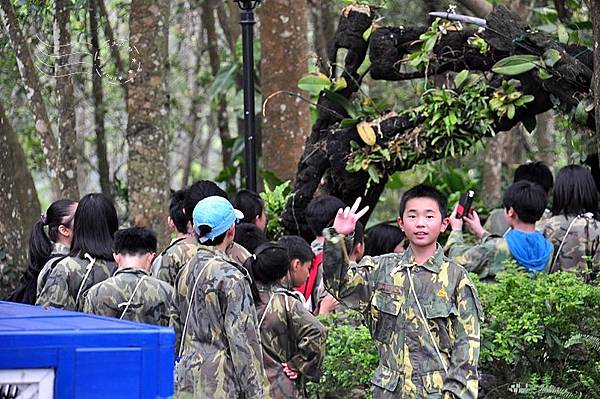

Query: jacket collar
[114,267,150,277]
[397,244,445,273]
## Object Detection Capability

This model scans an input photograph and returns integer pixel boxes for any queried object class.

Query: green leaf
[331,77,347,92]
[557,24,569,44]
[575,99,591,124]
[340,118,360,128]
[324,90,359,119]
[362,24,373,41]
[298,74,332,95]
[507,104,516,119]
[491,55,540,76]
[521,94,534,104]
[537,68,552,80]
[367,164,380,184]
[454,70,469,88]
[543,49,562,67]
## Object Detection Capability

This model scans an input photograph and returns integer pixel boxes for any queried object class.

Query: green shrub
[307,310,378,399]
[259,180,293,240]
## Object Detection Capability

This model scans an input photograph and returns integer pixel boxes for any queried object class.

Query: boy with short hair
[323,185,483,399]
[83,227,172,326]
[152,188,195,285]
[446,180,553,279]
[484,161,554,235]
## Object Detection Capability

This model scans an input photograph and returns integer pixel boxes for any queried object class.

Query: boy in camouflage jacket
[323,185,483,399]
[83,227,172,326]
[173,196,264,399]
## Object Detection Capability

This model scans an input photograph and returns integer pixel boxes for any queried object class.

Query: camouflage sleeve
[82,287,99,315]
[155,252,176,285]
[223,278,265,399]
[443,272,483,399]
[322,228,381,312]
[36,263,76,311]
[169,282,184,355]
[287,298,328,382]
[445,231,496,278]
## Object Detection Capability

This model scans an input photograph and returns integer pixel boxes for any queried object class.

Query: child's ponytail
[244,242,290,304]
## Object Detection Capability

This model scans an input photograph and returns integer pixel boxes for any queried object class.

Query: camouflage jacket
[229,241,251,265]
[323,229,483,399]
[36,255,117,311]
[483,208,552,236]
[152,236,199,286]
[36,243,71,299]
[444,231,512,280]
[172,245,265,399]
[256,281,327,398]
[539,213,600,275]
[83,267,173,326]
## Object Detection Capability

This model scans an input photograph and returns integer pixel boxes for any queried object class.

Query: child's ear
[113,253,121,264]
[167,216,175,230]
[291,259,301,272]
[440,216,450,233]
[397,216,404,232]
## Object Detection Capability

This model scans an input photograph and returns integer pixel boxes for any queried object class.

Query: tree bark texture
[282,6,596,238]
[457,0,493,17]
[202,0,233,187]
[126,0,170,244]
[97,0,128,98]
[483,135,503,208]
[0,101,41,299]
[0,0,77,197]
[311,0,337,69]
[89,0,112,199]
[592,0,600,146]
[260,0,311,182]
[535,110,555,169]
[53,0,79,199]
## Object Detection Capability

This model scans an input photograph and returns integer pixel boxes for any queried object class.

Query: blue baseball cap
[192,196,244,243]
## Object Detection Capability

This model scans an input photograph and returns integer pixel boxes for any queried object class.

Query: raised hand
[333,197,369,236]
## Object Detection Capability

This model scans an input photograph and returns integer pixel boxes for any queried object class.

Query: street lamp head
[234,0,261,10]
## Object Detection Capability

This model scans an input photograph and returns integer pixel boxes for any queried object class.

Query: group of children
[5,158,600,399]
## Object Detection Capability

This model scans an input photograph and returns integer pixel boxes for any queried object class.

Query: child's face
[290,259,311,287]
[398,197,448,249]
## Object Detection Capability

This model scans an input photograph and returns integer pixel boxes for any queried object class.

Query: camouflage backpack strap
[179,257,219,357]
[75,253,97,306]
[118,276,147,320]
[406,266,448,374]
[550,215,581,273]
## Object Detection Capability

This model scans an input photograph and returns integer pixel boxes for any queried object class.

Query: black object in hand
[456,190,475,219]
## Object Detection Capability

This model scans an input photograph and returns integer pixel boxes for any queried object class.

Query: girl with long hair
[8,199,77,304]
[36,193,118,310]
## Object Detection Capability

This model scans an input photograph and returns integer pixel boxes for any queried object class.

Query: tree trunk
[457,0,493,17]
[483,135,504,208]
[53,0,79,199]
[535,110,555,169]
[202,0,233,187]
[0,101,41,299]
[97,0,128,97]
[260,0,311,182]
[592,0,600,146]
[89,0,112,199]
[0,0,75,197]
[126,0,170,245]
[311,0,337,69]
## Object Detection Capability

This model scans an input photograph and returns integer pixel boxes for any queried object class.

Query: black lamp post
[234,0,261,192]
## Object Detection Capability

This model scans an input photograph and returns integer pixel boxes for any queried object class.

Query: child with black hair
[233,189,267,231]
[83,227,172,326]
[8,199,77,305]
[234,223,268,254]
[246,242,326,399]
[301,194,345,314]
[364,223,406,257]
[37,193,118,311]
[539,165,600,277]
[181,180,251,265]
[152,187,195,285]
[323,185,482,398]
[447,180,554,279]
[484,161,554,235]
[173,196,264,398]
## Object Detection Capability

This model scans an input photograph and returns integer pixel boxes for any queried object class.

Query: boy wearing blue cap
[173,196,265,399]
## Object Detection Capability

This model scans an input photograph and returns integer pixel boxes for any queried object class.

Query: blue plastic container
[0,301,175,398]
